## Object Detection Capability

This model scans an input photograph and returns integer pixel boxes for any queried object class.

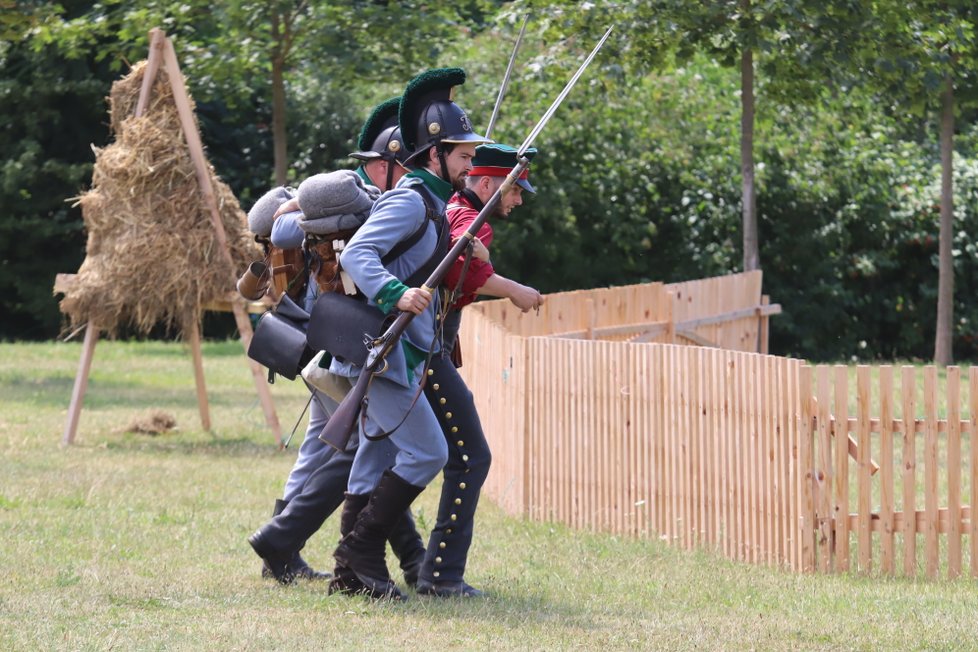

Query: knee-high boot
[387,509,425,588]
[333,469,424,601]
[327,493,368,595]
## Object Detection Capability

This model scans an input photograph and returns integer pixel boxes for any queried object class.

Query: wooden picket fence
[804,364,978,578]
[459,272,977,579]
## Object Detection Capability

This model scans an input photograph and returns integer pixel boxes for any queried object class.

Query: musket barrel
[485,13,529,141]
[519,25,614,156]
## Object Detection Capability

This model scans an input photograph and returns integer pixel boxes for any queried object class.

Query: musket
[484,13,529,142]
[319,25,615,452]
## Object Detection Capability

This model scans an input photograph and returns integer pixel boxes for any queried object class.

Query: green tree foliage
[30,0,498,184]
[0,3,117,340]
[848,1,978,364]
[8,0,978,364]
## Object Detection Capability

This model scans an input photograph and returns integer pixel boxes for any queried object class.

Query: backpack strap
[402,185,450,288]
[380,219,428,267]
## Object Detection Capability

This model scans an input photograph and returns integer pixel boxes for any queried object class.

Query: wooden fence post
[879,366,895,574]
[902,366,917,576]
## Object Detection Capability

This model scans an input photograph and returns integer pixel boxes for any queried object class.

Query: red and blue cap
[469,143,537,193]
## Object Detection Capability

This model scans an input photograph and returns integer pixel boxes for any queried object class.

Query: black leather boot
[249,526,295,585]
[388,509,426,588]
[328,493,368,595]
[253,499,330,583]
[333,470,424,601]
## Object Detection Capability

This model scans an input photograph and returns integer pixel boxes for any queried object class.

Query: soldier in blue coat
[248,98,427,587]
[329,68,491,601]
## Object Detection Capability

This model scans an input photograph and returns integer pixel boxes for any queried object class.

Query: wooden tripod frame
[58,28,282,447]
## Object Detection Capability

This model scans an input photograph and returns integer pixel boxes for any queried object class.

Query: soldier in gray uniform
[329,68,491,601]
[248,98,427,587]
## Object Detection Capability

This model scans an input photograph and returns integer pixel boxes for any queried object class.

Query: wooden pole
[799,365,815,572]
[856,366,872,572]
[879,366,895,575]
[160,34,281,445]
[947,366,962,578]
[969,367,978,578]
[136,29,166,117]
[833,365,850,572]
[188,322,212,431]
[816,367,832,571]
[61,323,99,446]
[759,294,770,354]
[923,367,939,578]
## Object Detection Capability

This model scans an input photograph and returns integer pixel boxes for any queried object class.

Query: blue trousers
[282,387,338,502]
[347,374,448,494]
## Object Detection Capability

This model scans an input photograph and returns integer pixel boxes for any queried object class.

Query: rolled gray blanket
[247,185,294,237]
[297,170,380,220]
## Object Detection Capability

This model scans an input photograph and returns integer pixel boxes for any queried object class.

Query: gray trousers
[282,388,338,502]
[347,374,448,494]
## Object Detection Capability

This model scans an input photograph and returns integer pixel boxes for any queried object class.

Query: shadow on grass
[322,584,615,632]
[0,374,76,407]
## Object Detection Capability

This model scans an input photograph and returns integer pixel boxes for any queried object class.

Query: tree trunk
[741,46,759,272]
[934,73,954,366]
[270,10,288,186]
[271,56,288,186]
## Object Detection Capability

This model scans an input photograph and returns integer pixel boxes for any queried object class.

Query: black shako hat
[469,143,538,194]
[350,96,408,164]
[398,67,491,165]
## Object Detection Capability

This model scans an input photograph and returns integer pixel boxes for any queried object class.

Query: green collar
[355,166,373,187]
[406,167,453,202]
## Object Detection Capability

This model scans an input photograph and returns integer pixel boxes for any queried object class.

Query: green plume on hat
[356,96,400,152]
[399,67,466,152]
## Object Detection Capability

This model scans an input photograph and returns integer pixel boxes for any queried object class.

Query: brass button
[451,426,458,433]
[445,412,453,419]
[462,454,469,462]
[459,482,466,490]
[450,514,457,521]
[435,556,442,563]
[433,571,440,578]
[446,528,453,534]
[439,542,446,549]
[427,369,434,376]
[456,440,464,447]
[454,498,461,505]
[433,383,440,391]
[440,397,447,405]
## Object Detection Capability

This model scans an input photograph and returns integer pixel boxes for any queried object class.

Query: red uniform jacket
[444,189,495,310]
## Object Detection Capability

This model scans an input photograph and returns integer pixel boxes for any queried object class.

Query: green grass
[2,340,978,650]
